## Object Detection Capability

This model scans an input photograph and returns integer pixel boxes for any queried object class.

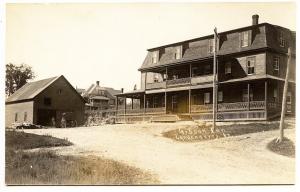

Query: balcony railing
[145,75,215,90]
[191,75,214,85]
[166,77,191,87]
[146,81,166,89]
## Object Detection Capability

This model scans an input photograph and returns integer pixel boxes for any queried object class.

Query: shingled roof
[6,76,59,103]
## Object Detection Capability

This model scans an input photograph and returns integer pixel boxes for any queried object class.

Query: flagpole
[212,27,218,132]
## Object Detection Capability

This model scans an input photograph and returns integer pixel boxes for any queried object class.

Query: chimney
[96,81,100,86]
[121,88,124,93]
[252,14,259,25]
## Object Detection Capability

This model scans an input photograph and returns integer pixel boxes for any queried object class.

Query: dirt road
[23,120,295,184]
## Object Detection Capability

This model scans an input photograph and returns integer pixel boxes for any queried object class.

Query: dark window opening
[44,97,52,106]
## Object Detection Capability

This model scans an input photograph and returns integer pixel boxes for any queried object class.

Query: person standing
[61,113,66,128]
[51,116,56,128]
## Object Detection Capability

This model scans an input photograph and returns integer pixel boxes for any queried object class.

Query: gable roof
[6,76,59,103]
[6,75,86,104]
[82,84,121,99]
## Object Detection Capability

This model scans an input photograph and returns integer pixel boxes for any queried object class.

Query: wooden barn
[5,75,85,127]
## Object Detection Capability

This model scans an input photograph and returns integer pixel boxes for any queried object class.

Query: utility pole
[278,47,291,143]
[212,27,219,133]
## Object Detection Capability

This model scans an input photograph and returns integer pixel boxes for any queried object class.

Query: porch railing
[191,104,213,112]
[146,107,166,114]
[118,107,166,115]
[167,77,191,87]
[267,102,282,109]
[218,102,248,111]
[192,101,266,113]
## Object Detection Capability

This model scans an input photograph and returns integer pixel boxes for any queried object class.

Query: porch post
[166,66,168,88]
[165,92,167,114]
[189,63,192,78]
[116,96,118,116]
[265,81,268,120]
[188,89,191,114]
[144,72,147,90]
[248,83,250,110]
[124,97,127,117]
[144,94,146,114]
[165,66,168,114]
[131,98,134,109]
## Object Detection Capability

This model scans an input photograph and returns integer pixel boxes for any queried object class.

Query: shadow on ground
[267,137,295,158]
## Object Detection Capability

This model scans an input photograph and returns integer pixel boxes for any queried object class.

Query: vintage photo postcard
[2,0,297,187]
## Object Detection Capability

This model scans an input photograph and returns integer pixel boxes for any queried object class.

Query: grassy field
[6,130,159,185]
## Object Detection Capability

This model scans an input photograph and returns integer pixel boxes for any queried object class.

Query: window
[154,73,159,83]
[192,67,201,77]
[218,91,223,102]
[24,112,27,122]
[192,94,200,105]
[15,113,18,122]
[174,46,182,59]
[152,51,159,64]
[273,56,280,74]
[279,31,286,47]
[204,92,210,104]
[153,96,158,108]
[208,39,215,53]
[273,88,279,102]
[172,95,178,110]
[246,57,255,75]
[287,92,292,104]
[287,92,292,112]
[44,97,52,106]
[225,62,231,74]
[241,31,250,47]
[203,64,211,75]
[242,89,253,102]
[58,89,62,95]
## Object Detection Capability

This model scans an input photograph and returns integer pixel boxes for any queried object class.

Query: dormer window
[152,51,159,64]
[208,39,215,53]
[246,57,255,75]
[279,31,286,47]
[241,31,250,47]
[174,46,182,59]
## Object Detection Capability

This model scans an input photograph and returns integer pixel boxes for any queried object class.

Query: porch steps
[177,114,193,121]
[150,115,179,122]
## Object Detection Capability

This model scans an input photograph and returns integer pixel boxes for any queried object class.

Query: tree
[5,63,35,96]
[277,48,291,143]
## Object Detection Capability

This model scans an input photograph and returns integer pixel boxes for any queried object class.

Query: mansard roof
[139,23,295,71]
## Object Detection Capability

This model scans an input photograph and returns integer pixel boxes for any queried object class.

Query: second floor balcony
[146,74,214,90]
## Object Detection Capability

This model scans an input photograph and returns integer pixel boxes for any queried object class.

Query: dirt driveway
[23,120,295,184]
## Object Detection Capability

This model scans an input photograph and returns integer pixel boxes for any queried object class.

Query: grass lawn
[163,122,280,142]
[6,130,159,185]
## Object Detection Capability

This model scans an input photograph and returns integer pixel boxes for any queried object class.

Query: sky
[5,2,296,92]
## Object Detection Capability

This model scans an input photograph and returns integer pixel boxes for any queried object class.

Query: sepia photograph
[1,0,297,188]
